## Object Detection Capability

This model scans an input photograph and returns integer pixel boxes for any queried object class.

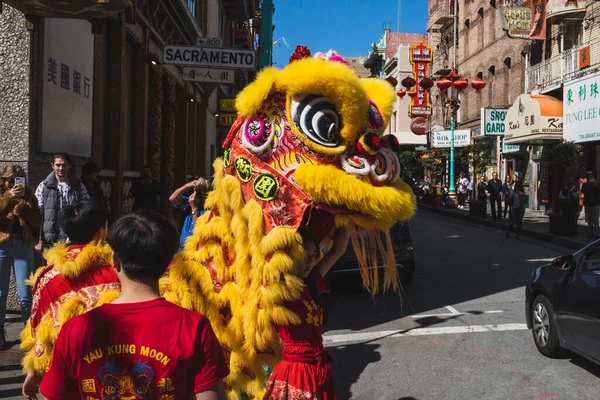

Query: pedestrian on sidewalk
[456,172,468,209]
[581,171,600,238]
[487,172,503,220]
[35,153,90,250]
[559,179,580,236]
[0,166,41,349]
[477,176,488,218]
[38,210,229,400]
[502,175,511,219]
[81,162,109,215]
[506,182,525,239]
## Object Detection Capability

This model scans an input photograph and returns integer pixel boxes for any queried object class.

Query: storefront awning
[504,94,563,145]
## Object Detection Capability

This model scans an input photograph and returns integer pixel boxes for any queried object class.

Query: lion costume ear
[235,67,280,117]
[360,78,397,134]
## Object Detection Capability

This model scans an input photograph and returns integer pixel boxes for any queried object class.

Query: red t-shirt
[40,298,229,400]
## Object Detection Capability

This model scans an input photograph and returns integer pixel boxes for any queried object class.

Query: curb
[417,204,588,251]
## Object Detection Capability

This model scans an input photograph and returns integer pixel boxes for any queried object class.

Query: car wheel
[531,294,563,358]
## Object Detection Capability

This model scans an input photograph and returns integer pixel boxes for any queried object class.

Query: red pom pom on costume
[289,45,311,63]
[357,133,381,156]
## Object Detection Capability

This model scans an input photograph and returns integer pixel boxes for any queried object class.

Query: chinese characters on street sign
[408,42,432,118]
[579,46,591,70]
[42,18,93,158]
[564,73,600,143]
[182,67,235,84]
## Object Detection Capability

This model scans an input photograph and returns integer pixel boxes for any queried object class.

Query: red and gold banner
[408,42,432,118]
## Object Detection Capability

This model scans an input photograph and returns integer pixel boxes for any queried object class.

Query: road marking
[323,323,528,345]
[526,258,555,263]
[410,309,504,318]
[445,305,461,315]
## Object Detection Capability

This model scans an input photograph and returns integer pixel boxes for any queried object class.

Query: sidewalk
[418,201,594,251]
[0,313,26,399]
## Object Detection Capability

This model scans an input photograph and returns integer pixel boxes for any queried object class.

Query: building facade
[363,29,429,152]
[0,0,260,309]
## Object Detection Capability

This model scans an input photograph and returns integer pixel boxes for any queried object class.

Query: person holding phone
[0,165,41,349]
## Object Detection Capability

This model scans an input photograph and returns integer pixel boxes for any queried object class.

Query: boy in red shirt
[39,210,229,400]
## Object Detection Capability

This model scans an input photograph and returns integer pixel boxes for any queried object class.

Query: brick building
[427,0,529,184]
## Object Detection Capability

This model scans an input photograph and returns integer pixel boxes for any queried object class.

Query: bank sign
[563,73,600,143]
[432,130,470,148]
[163,45,257,70]
[481,108,508,135]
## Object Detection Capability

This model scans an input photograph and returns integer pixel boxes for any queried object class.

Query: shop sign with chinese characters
[42,18,94,157]
[408,42,432,118]
[564,73,600,143]
[183,67,235,84]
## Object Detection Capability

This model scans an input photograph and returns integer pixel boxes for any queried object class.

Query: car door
[557,247,600,362]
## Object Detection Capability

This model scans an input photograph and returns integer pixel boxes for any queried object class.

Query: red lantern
[401,76,416,88]
[386,76,398,87]
[419,78,434,90]
[453,79,469,90]
[436,78,452,91]
[471,78,486,90]
[397,89,407,98]
[407,90,418,98]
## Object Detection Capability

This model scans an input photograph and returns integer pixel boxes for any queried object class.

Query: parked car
[328,222,415,286]
[525,240,600,365]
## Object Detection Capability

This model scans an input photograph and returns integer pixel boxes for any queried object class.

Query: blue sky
[272,0,428,67]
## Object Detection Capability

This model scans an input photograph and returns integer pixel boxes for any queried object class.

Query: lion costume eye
[290,94,341,147]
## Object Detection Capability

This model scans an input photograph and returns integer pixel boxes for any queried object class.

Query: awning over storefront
[504,94,563,145]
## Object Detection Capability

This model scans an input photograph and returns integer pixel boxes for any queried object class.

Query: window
[124,38,137,171]
[582,250,600,272]
[188,0,196,17]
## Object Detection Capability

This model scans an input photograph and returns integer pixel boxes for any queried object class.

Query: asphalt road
[1,209,598,399]
[325,209,600,400]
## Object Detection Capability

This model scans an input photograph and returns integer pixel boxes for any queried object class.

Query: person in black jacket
[502,175,511,218]
[477,176,488,218]
[487,172,503,220]
[581,171,600,238]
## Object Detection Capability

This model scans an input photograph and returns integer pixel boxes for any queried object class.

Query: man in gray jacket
[34,153,89,250]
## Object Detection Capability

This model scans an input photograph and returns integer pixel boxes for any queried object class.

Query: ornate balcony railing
[527,36,600,93]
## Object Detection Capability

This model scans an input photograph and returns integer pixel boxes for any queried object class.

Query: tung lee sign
[563,72,600,143]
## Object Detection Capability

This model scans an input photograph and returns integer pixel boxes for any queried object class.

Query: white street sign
[163,45,256,70]
[564,72,600,143]
[183,67,235,84]
[431,130,471,148]
[197,37,223,47]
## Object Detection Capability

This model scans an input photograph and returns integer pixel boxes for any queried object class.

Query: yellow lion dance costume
[160,47,416,399]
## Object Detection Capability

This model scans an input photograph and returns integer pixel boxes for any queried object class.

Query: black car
[329,222,415,286]
[525,240,600,365]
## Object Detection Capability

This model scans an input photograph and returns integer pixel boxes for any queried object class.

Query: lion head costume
[161,46,416,399]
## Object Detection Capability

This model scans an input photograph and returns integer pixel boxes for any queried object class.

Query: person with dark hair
[581,171,600,238]
[132,166,162,211]
[487,172,503,220]
[82,162,109,215]
[264,226,350,400]
[169,177,209,248]
[39,211,229,400]
[34,152,90,250]
[21,200,118,398]
[0,165,41,349]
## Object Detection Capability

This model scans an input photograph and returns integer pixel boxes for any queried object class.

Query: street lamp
[436,69,482,205]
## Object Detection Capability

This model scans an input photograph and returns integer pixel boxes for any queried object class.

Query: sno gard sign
[564,73,600,143]
[481,108,508,136]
